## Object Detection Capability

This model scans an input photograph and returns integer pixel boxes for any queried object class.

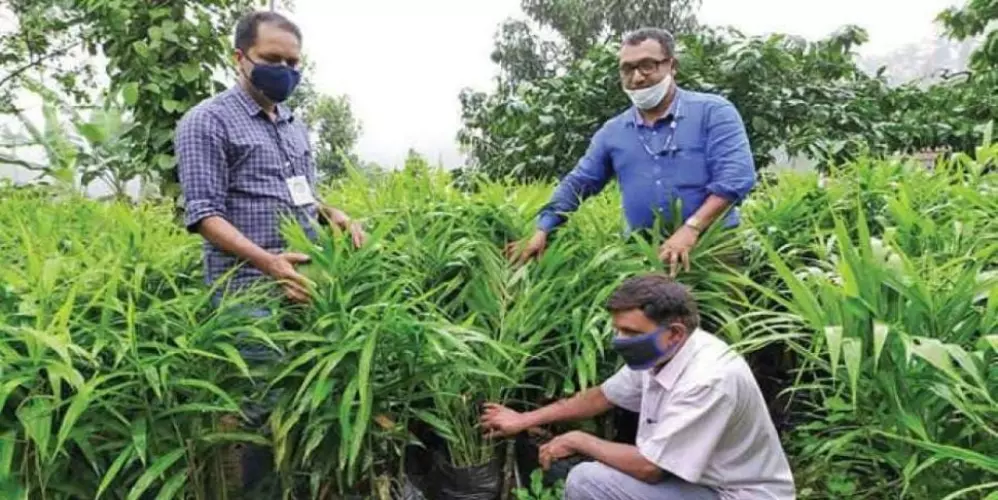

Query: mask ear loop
[235,51,281,108]
[235,50,256,86]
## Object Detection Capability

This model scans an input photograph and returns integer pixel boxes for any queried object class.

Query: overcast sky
[288,0,962,169]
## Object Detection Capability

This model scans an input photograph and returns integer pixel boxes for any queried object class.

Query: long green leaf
[126,447,186,500]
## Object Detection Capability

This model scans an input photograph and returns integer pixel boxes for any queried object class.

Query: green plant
[1,144,996,499]
[741,145,998,499]
[0,80,149,200]
[513,469,566,500]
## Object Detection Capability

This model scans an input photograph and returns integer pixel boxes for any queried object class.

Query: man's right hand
[504,230,548,265]
[261,252,312,303]
[480,403,532,439]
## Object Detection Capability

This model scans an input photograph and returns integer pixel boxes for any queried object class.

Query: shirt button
[656,180,662,185]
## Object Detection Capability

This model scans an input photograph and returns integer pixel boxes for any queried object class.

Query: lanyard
[639,118,678,158]
[637,97,682,158]
[267,120,299,177]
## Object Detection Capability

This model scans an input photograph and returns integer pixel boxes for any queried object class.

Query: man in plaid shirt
[175,10,365,306]
[174,10,366,494]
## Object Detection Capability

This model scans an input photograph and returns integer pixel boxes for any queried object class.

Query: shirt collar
[630,86,684,128]
[231,84,294,123]
[652,327,705,390]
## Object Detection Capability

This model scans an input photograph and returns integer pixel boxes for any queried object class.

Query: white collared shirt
[601,329,796,499]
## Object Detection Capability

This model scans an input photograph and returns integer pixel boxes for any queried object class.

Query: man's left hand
[344,220,367,248]
[324,206,367,248]
[539,431,585,470]
[658,225,699,276]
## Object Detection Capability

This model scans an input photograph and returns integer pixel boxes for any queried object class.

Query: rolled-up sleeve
[600,366,643,413]
[638,383,734,483]
[536,124,613,233]
[704,100,756,203]
[175,108,229,232]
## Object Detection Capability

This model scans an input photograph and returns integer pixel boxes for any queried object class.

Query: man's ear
[234,49,250,66]
[669,322,688,338]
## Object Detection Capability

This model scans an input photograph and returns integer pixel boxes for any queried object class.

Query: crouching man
[480,273,795,499]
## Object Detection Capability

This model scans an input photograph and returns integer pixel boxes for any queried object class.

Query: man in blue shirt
[507,28,756,276]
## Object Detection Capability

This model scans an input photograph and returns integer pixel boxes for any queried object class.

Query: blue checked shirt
[175,85,319,296]
[537,87,756,234]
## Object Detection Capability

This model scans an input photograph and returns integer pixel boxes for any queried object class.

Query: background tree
[285,59,363,179]
[937,0,998,71]
[460,21,998,182]
[489,0,702,91]
[0,0,293,199]
[489,19,563,92]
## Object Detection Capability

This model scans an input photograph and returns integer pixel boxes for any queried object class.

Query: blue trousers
[227,306,284,498]
[564,462,719,500]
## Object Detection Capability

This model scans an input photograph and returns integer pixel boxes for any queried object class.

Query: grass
[0,142,996,499]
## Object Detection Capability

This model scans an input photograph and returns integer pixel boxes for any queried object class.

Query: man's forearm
[690,194,732,229]
[570,433,664,484]
[197,216,275,272]
[523,387,614,428]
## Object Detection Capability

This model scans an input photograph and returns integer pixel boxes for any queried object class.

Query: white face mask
[624,73,672,110]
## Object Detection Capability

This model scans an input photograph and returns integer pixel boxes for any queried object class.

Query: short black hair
[622,27,676,59]
[606,273,700,332]
[234,10,302,52]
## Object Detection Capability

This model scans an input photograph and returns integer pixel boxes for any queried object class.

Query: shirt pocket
[228,132,286,176]
[227,138,265,169]
[669,141,709,188]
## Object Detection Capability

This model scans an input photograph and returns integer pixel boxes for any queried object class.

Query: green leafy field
[1,143,996,499]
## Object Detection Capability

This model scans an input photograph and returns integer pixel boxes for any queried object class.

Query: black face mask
[611,326,682,370]
[243,55,301,103]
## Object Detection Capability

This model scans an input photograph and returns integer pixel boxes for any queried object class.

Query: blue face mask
[244,55,301,103]
[611,326,683,371]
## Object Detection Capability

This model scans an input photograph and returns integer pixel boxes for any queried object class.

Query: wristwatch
[684,216,704,233]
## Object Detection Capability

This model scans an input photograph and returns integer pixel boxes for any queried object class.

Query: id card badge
[286,175,316,206]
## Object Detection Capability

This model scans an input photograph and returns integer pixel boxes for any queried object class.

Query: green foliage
[741,142,998,499]
[0,0,283,197]
[0,0,99,113]
[0,152,751,497]
[2,143,996,498]
[460,26,998,181]
[0,79,146,199]
[93,0,264,198]
[937,0,998,71]
[458,44,624,182]
[490,0,701,89]
[513,469,565,500]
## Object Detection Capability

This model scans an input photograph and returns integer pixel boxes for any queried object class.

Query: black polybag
[399,443,434,500]
[432,452,503,500]
[397,475,429,500]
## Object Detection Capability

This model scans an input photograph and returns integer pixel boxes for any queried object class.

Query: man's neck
[638,85,677,125]
[240,79,277,120]
[651,332,690,374]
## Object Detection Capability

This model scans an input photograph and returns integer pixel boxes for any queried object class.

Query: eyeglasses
[619,58,669,77]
